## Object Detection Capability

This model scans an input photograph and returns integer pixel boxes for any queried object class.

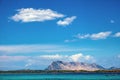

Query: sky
[0,0,120,70]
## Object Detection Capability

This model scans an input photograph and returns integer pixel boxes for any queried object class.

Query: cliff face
[46,61,104,71]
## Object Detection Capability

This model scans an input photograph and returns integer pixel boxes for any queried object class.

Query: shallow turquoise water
[0,73,120,80]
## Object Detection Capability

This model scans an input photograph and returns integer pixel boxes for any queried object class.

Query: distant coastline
[0,70,120,74]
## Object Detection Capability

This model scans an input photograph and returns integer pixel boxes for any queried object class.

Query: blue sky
[0,0,120,70]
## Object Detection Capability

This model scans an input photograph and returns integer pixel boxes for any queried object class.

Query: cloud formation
[70,53,94,62]
[0,53,95,69]
[0,44,66,53]
[11,8,64,22]
[0,44,93,54]
[114,32,120,37]
[39,53,94,62]
[0,55,28,62]
[70,54,83,62]
[90,31,112,40]
[39,54,67,59]
[57,16,76,26]
[37,53,94,62]
[64,39,77,43]
[74,31,112,40]
[74,34,90,39]
[65,31,120,43]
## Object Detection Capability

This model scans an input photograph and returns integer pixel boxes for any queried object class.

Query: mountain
[108,67,120,70]
[45,61,104,71]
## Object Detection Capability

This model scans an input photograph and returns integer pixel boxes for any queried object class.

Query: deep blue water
[0,73,120,80]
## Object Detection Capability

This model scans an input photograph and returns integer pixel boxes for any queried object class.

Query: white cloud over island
[37,53,94,62]
[0,53,95,69]
[0,44,95,69]
[70,53,94,62]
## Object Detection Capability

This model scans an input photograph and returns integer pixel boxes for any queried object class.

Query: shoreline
[0,70,120,74]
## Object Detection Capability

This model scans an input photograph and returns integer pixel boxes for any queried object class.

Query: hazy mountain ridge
[46,61,104,71]
[108,67,120,70]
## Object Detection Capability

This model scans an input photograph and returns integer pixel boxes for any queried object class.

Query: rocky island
[46,61,104,71]
[0,61,120,74]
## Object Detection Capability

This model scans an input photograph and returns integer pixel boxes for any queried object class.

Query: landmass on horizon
[0,61,120,73]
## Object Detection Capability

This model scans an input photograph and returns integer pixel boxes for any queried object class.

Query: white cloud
[0,55,28,62]
[113,32,120,37]
[74,31,112,40]
[70,53,94,62]
[0,44,93,54]
[0,53,94,63]
[84,55,93,60]
[64,39,77,43]
[25,59,34,67]
[57,16,76,26]
[74,34,90,39]
[25,53,94,68]
[90,31,112,40]
[0,44,67,53]
[37,53,94,62]
[11,8,64,22]
[70,53,83,62]
[25,62,32,67]
[39,54,68,59]
[0,53,95,70]
[38,53,95,63]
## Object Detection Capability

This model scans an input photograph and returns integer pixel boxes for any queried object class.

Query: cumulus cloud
[66,31,120,42]
[11,8,64,22]
[38,53,94,62]
[57,16,76,26]
[90,31,112,40]
[74,34,90,39]
[74,31,112,40]
[70,53,83,62]
[85,55,93,60]
[113,32,120,37]
[70,53,94,62]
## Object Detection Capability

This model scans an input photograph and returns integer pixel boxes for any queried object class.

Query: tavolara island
[46,61,105,71]
[45,61,120,71]
[46,61,104,71]
[0,61,120,74]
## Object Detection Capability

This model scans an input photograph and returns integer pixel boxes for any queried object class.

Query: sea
[0,73,120,80]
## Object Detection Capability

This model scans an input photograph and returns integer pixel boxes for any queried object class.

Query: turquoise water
[0,73,120,80]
